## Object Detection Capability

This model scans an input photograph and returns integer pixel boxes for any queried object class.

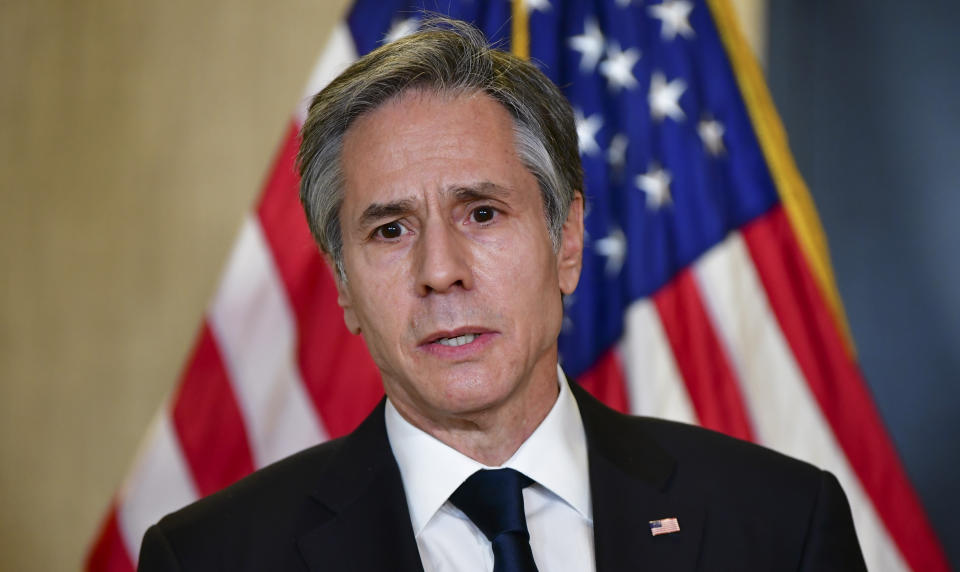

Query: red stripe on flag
[171,322,255,496]
[84,504,135,572]
[255,122,383,438]
[743,206,950,572]
[654,269,755,441]
[576,349,630,414]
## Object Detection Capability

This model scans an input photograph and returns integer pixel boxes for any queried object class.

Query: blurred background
[1,1,956,569]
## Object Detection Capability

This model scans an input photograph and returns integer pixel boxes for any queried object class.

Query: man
[139,18,867,571]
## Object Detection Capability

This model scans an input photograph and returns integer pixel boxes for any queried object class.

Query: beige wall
[0,1,350,569]
[0,2,764,570]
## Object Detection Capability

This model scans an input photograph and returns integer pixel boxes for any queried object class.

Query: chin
[433,372,516,415]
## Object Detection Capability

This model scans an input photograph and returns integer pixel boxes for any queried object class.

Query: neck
[390,369,560,466]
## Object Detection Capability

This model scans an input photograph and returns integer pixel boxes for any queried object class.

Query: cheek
[351,288,408,371]
[344,263,408,336]
[474,230,561,311]
[356,281,403,327]
[489,230,558,286]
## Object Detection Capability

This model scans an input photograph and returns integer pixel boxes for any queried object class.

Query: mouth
[419,327,496,350]
[433,333,479,347]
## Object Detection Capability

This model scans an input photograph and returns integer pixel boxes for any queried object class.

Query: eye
[374,221,407,240]
[470,206,497,224]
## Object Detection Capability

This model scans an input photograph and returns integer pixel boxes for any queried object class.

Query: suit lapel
[296,401,424,572]
[572,383,705,572]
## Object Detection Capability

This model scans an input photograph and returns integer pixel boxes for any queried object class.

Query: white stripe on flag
[693,232,908,572]
[209,216,326,467]
[296,22,359,125]
[116,410,198,559]
[619,299,697,424]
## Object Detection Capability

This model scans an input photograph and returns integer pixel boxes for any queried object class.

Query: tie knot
[449,468,534,541]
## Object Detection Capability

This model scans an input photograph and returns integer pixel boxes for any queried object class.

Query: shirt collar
[384,366,592,536]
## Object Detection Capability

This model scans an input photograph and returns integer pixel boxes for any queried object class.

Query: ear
[557,192,585,296]
[324,254,362,335]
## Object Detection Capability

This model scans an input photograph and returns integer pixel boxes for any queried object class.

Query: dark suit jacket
[139,383,867,571]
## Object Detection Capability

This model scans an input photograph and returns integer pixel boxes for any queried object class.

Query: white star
[648,71,687,122]
[599,43,642,91]
[524,0,552,13]
[698,117,726,155]
[615,0,638,6]
[383,18,419,44]
[575,109,603,156]
[647,0,695,40]
[607,133,629,170]
[568,18,605,73]
[635,164,673,208]
[595,228,627,276]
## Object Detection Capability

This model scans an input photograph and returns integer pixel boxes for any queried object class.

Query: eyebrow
[449,181,513,204]
[358,198,418,230]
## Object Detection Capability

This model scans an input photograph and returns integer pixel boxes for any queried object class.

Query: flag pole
[705,0,856,355]
[511,0,529,60]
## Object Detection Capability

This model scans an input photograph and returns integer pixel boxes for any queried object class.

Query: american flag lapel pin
[649,517,681,536]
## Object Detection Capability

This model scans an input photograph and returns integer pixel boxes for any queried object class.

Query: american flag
[85,1,949,571]
[650,517,681,536]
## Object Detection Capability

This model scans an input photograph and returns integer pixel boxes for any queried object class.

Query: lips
[419,327,495,348]
[434,333,477,347]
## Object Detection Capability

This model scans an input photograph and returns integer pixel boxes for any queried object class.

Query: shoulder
[138,400,402,570]
[574,383,831,525]
[575,390,865,572]
[634,417,865,570]
[157,436,347,535]
[140,436,347,570]
[633,415,842,534]
[595,400,826,500]
[573,382,822,491]
[637,418,866,570]
[575,386,865,570]
[139,411,392,572]
[637,415,822,484]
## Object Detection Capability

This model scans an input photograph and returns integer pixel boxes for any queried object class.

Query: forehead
[338,90,537,214]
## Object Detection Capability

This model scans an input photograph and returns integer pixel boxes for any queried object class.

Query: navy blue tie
[449,468,539,572]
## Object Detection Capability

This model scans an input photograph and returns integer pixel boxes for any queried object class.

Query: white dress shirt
[384,366,595,572]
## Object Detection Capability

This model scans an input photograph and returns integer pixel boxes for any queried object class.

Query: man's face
[335,90,583,428]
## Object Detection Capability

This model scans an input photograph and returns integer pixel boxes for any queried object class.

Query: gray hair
[297,17,583,281]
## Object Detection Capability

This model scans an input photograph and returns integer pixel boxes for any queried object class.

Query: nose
[414,221,474,296]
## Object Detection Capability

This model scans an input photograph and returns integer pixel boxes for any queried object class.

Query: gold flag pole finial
[511,0,530,60]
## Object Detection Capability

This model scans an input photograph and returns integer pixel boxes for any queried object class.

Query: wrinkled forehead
[344,85,515,145]
[341,90,528,195]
